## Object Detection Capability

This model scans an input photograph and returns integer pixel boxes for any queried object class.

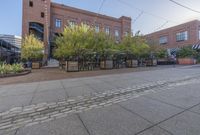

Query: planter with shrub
[21,34,44,69]
[100,60,113,69]
[66,61,79,72]
[126,59,138,68]
[177,46,197,65]
[0,63,30,78]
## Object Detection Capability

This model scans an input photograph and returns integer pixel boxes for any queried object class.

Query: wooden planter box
[32,62,41,69]
[157,59,175,65]
[100,60,113,69]
[146,59,157,66]
[66,61,79,72]
[126,60,138,68]
[157,59,168,65]
[178,58,197,65]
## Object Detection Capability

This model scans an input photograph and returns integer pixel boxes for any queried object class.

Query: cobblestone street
[1,65,200,135]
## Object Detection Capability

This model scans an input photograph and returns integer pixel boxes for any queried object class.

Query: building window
[41,12,45,18]
[199,30,200,40]
[29,1,33,7]
[70,21,76,27]
[82,20,90,26]
[176,31,188,42]
[55,19,61,28]
[124,32,129,36]
[105,26,110,35]
[115,30,119,37]
[159,36,168,45]
[95,24,100,33]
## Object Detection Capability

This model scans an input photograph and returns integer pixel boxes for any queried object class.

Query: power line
[154,21,169,32]
[132,11,144,24]
[98,0,106,14]
[94,0,106,23]
[169,0,200,14]
[116,0,178,24]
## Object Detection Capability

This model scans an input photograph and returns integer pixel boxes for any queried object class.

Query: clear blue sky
[0,0,200,36]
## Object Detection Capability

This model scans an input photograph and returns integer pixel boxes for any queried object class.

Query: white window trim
[159,36,168,45]
[176,31,188,41]
[115,30,119,37]
[95,24,100,33]
[55,19,61,28]
[199,30,200,40]
[105,26,110,35]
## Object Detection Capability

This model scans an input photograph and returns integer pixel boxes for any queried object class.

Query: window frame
[199,30,200,40]
[95,24,100,33]
[41,12,45,18]
[29,1,33,7]
[114,29,119,37]
[176,31,188,42]
[159,36,168,45]
[55,19,62,28]
[68,20,76,27]
[105,26,110,35]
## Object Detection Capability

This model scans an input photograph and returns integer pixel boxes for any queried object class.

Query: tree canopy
[21,34,44,61]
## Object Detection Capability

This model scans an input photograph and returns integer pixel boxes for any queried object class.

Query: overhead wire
[169,0,200,14]
[132,11,144,24]
[94,0,106,23]
[116,0,178,24]
[154,21,169,32]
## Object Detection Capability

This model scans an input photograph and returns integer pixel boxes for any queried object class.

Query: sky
[0,0,200,36]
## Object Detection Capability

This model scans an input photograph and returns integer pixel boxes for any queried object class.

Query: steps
[44,59,59,68]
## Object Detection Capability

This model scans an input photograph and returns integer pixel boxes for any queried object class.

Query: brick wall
[146,20,200,49]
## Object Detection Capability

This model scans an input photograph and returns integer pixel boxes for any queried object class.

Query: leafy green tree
[177,46,197,58]
[119,34,150,59]
[156,49,168,59]
[21,34,44,61]
[54,24,95,61]
[148,43,164,58]
[93,31,116,60]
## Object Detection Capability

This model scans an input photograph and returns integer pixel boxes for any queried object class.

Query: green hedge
[0,63,24,75]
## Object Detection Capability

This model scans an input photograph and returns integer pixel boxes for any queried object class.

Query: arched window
[29,22,44,41]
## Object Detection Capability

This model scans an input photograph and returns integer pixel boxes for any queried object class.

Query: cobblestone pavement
[1,65,200,135]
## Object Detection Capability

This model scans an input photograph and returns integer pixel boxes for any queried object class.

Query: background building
[22,0,132,59]
[0,39,20,64]
[0,34,22,49]
[0,35,21,63]
[146,20,200,55]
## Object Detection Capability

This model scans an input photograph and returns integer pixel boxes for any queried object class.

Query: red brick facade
[22,0,132,58]
[145,20,200,49]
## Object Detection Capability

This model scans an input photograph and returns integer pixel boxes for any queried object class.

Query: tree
[177,46,197,58]
[93,31,116,60]
[21,34,44,61]
[120,34,150,59]
[53,24,94,61]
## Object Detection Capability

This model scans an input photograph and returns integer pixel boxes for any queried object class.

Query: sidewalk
[1,65,200,135]
[0,65,182,85]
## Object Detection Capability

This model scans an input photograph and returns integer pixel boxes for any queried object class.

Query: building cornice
[51,2,131,23]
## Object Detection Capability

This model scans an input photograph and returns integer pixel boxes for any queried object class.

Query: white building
[0,34,22,49]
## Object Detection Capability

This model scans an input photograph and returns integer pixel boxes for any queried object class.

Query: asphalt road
[1,65,200,135]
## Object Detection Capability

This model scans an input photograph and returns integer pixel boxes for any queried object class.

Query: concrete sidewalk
[1,65,200,135]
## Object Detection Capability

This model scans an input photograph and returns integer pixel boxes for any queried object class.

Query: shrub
[0,64,24,75]
[21,34,44,61]
[176,46,197,58]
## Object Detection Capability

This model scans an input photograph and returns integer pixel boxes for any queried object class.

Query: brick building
[145,20,200,54]
[22,0,132,59]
